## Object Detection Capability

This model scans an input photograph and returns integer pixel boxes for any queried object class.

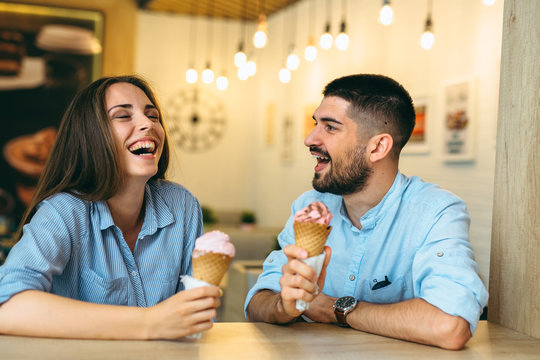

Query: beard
[312,145,373,196]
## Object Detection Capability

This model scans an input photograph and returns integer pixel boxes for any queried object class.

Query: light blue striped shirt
[245,172,489,334]
[0,180,202,307]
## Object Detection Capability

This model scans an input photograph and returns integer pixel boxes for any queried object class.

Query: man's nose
[304,125,321,147]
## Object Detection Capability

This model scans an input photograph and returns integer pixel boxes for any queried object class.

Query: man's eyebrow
[313,115,343,125]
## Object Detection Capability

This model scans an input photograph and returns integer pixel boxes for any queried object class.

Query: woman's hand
[144,286,222,339]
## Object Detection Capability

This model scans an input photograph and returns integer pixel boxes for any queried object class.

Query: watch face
[336,296,357,310]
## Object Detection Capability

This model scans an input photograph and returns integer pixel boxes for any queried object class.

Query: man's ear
[367,133,393,162]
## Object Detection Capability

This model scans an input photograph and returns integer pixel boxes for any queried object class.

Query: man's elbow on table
[435,315,471,350]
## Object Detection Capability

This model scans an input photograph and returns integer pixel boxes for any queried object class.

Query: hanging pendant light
[185,5,197,84]
[216,20,228,91]
[286,5,300,71]
[202,62,214,83]
[279,11,291,83]
[379,0,394,26]
[320,0,333,50]
[420,0,434,50]
[335,1,349,51]
[304,0,317,61]
[253,0,268,48]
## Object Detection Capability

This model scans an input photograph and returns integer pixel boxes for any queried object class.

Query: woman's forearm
[0,290,149,339]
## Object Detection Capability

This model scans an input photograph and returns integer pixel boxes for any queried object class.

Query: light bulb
[305,44,317,62]
[234,50,246,68]
[420,31,434,50]
[246,60,257,76]
[186,68,197,84]
[279,68,291,83]
[202,67,214,84]
[216,75,228,90]
[237,65,249,80]
[483,0,496,5]
[286,52,300,71]
[335,21,349,50]
[253,14,268,48]
[335,33,349,50]
[379,2,394,25]
[320,23,333,50]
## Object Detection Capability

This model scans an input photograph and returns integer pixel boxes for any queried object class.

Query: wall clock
[166,87,227,152]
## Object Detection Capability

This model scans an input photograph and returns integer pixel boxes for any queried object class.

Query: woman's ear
[367,133,393,162]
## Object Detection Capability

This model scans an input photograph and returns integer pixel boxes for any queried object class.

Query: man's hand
[144,286,222,339]
[279,245,332,318]
[246,245,331,323]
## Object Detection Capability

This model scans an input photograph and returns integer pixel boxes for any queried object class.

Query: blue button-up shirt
[0,180,202,307]
[245,172,488,333]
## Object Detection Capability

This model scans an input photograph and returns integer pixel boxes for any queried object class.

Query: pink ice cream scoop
[293,201,333,225]
[193,230,236,258]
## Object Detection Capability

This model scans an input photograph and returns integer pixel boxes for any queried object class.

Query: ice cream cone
[192,252,233,286]
[293,221,332,257]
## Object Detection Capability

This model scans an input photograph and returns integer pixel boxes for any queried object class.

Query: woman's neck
[106,181,147,250]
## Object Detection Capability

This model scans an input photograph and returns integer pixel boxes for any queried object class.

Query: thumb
[317,246,332,291]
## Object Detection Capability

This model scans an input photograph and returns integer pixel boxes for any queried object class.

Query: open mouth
[128,140,157,156]
[312,153,331,172]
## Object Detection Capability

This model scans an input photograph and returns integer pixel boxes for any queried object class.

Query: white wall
[135,0,504,285]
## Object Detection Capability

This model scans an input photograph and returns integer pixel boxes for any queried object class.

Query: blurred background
[0,0,504,320]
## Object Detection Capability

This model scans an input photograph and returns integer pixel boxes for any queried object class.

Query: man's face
[305,96,372,195]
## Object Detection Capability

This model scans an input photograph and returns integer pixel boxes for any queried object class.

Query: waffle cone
[293,222,332,257]
[192,252,233,286]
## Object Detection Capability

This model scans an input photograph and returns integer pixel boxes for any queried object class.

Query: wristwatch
[333,296,358,327]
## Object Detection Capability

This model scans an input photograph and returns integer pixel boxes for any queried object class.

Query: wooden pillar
[488,0,540,338]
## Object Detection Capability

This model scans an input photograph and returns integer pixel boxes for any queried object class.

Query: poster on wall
[281,115,294,163]
[303,104,318,139]
[442,79,475,162]
[0,2,103,236]
[403,98,429,154]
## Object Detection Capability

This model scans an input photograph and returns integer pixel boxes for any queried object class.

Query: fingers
[283,244,308,260]
[317,246,332,290]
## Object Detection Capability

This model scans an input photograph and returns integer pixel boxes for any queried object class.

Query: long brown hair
[17,75,170,238]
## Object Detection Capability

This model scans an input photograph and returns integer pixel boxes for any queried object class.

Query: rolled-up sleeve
[0,200,72,304]
[412,200,489,334]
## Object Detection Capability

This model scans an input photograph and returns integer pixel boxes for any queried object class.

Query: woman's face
[105,82,165,184]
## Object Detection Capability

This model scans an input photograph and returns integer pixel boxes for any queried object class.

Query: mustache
[310,146,331,159]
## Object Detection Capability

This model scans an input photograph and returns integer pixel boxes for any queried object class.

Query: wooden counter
[2,321,539,359]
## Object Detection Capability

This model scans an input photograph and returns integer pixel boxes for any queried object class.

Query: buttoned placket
[114,226,147,307]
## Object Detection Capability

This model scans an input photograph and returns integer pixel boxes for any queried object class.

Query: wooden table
[2,321,539,359]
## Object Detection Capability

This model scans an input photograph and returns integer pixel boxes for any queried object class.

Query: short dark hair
[18,75,169,237]
[323,74,415,159]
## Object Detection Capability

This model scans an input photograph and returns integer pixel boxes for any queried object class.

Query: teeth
[312,154,329,160]
[129,140,156,153]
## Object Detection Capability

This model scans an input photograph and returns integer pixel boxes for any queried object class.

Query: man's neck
[342,166,398,229]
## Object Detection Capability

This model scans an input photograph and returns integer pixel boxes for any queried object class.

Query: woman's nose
[137,115,154,132]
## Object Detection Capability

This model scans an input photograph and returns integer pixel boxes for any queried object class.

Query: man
[245,74,488,350]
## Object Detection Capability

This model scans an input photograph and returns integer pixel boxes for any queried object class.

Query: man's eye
[326,125,336,131]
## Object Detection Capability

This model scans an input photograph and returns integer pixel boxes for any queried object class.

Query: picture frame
[403,97,430,155]
[442,78,476,162]
[0,2,104,230]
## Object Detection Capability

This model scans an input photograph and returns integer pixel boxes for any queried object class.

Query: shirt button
[437,251,444,257]
[131,270,137,277]
[349,275,355,281]
[268,258,274,263]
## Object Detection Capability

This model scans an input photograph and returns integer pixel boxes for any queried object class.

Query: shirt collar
[338,171,406,230]
[96,182,175,235]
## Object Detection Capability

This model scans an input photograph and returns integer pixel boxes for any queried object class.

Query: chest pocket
[362,275,408,304]
[79,268,128,305]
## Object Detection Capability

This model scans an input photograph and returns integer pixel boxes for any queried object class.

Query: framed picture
[442,79,476,162]
[303,104,318,139]
[403,97,429,154]
[0,2,103,232]
[281,115,294,163]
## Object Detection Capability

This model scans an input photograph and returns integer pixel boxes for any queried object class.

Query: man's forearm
[246,290,299,324]
[347,298,471,350]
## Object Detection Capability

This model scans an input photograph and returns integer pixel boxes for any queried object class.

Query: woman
[0,75,221,339]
